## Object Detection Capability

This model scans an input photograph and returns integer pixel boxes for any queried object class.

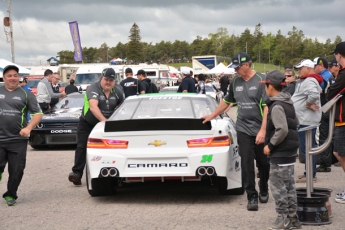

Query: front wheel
[86,165,118,196]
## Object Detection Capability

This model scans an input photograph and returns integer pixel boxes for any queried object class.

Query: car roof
[126,92,208,100]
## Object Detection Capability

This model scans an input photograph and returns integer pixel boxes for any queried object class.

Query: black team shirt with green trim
[223,72,269,136]
[0,86,42,141]
[81,82,125,127]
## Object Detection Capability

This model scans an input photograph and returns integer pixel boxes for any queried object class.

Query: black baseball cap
[330,41,345,54]
[125,68,133,74]
[228,52,251,69]
[259,70,286,86]
[70,79,75,83]
[2,65,19,75]
[135,69,146,76]
[313,57,328,68]
[102,68,116,80]
[328,58,338,67]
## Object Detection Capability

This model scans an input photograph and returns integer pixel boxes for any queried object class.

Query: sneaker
[68,172,82,186]
[316,166,331,172]
[336,188,345,199]
[247,196,258,211]
[296,175,317,183]
[288,215,302,229]
[335,194,345,204]
[259,193,269,203]
[268,214,292,229]
[4,196,16,206]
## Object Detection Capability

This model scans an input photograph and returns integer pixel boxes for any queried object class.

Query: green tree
[286,26,304,64]
[208,27,229,55]
[83,47,98,63]
[97,42,110,63]
[237,28,255,58]
[126,23,143,63]
[261,32,275,63]
[57,50,75,64]
[252,23,263,62]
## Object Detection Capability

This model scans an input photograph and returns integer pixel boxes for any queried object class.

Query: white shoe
[335,194,345,204]
[335,188,345,199]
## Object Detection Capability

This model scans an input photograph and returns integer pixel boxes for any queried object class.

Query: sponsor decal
[91,156,102,162]
[148,140,166,147]
[12,96,21,100]
[0,94,5,99]
[149,96,182,100]
[124,82,136,87]
[201,155,213,163]
[235,86,243,92]
[51,130,72,133]
[112,160,116,164]
[232,146,239,159]
[249,86,257,90]
[99,95,105,100]
[92,95,97,98]
[128,163,188,168]
[235,160,240,172]
[241,57,246,62]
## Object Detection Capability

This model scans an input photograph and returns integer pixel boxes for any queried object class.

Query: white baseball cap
[294,59,315,69]
[182,69,191,75]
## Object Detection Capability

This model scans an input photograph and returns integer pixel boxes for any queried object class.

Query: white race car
[86,93,243,196]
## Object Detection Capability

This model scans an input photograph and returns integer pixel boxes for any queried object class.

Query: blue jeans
[298,125,317,177]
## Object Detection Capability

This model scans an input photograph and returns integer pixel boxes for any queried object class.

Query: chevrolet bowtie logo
[148,140,166,147]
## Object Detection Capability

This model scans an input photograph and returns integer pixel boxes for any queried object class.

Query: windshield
[27,79,41,88]
[54,94,84,109]
[110,96,215,120]
[74,73,101,84]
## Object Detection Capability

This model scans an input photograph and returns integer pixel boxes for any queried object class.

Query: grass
[167,62,284,73]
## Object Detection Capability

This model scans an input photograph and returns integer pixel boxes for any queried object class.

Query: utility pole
[245,42,247,53]
[8,0,15,63]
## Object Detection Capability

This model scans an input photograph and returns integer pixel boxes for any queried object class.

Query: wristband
[212,112,217,118]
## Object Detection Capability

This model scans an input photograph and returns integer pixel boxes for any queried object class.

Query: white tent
[0,59,30,77]
[223,67,235,74]
[205,63,227,74]
[168,66,180,74]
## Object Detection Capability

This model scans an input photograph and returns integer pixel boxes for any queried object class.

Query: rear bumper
[29,130,78,146]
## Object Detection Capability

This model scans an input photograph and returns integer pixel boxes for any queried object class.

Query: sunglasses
[285,75,293,77]
[235,63,245,71]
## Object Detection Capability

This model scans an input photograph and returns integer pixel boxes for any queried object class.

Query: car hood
[42,107,82,121]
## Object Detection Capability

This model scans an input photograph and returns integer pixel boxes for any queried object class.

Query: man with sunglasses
[327,41,345,203]
[68,68,124,186]
[203,52,270,211]
[282,68,296,96]
[328,58,340,79]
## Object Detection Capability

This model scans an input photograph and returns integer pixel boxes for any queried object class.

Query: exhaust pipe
[109,168,118,177]
[197,167,206,176]
[100,168,109,177]
[206,167,215,176]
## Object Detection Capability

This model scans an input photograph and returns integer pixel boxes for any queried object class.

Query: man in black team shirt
[0,65,43,206]
[68,68,124,186]
[203,52,270,211]
[219,72,229,96]
[136,69,153,93]
[120,68,145,98]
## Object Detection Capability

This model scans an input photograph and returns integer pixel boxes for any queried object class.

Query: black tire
[217,177,244,195]
[86,165,118,196]
[30,145,46,150]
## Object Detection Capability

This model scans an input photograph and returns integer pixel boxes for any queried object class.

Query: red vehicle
[25,76,65,95]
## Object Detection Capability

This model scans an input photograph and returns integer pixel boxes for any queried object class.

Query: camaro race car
[29,92,84,149]
[86,93,243,196]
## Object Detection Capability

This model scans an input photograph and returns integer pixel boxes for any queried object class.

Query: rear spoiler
[104,118,211,132]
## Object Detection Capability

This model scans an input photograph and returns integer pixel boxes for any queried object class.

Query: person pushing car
[68,68,125,186]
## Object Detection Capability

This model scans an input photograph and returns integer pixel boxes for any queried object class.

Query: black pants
[318,111,333,168]
[72,118,94,177]
[237,131,270,200]
[0,140,28,200]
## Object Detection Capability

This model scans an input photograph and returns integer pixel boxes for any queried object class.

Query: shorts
[334,126,345,156]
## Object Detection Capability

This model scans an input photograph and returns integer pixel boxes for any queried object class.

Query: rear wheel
[86,165,118,196]
[217,177,244,195]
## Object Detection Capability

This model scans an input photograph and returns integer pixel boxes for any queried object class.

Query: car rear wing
[104,118,211,132]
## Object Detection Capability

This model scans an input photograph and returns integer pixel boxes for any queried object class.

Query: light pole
[8,0,15,63]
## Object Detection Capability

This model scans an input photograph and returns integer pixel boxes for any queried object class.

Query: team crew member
[120,68,145,97]
[65,79,79,95]
[68,68,124,186]
[219,72,229,96]
[136,70,153,93]
[50,73,61,108]
[328,58,340,80]
[36,69,66,112]
[327,41,345,203]
[203,52,270,211]
[177,69,196,93]
[0,65,43,206]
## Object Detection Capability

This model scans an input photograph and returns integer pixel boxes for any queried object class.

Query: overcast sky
[0,0,344,65]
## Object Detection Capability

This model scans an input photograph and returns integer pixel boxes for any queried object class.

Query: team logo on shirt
[99,95,105,100]
[236,86,243,91]
[12,96,21,100]
[124,82,136,87]
[0,94,5,99]
[249,86,257,90]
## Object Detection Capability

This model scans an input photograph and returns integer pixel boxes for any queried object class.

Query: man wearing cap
[327,41,345,203]
[313,57,334,173]
[328,58,340,80]
[136,69,153,93]
[177,69,196,93]
[68,68,125,186]
[65,79,79,95]
[292,59,323,183]
[0,65,43,206]
[120,68,145,97]
[203,52,270,211]
[36,69,66,113]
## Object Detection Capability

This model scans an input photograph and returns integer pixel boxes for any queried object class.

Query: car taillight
[187,136,230,148]
[87,138,128,149]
